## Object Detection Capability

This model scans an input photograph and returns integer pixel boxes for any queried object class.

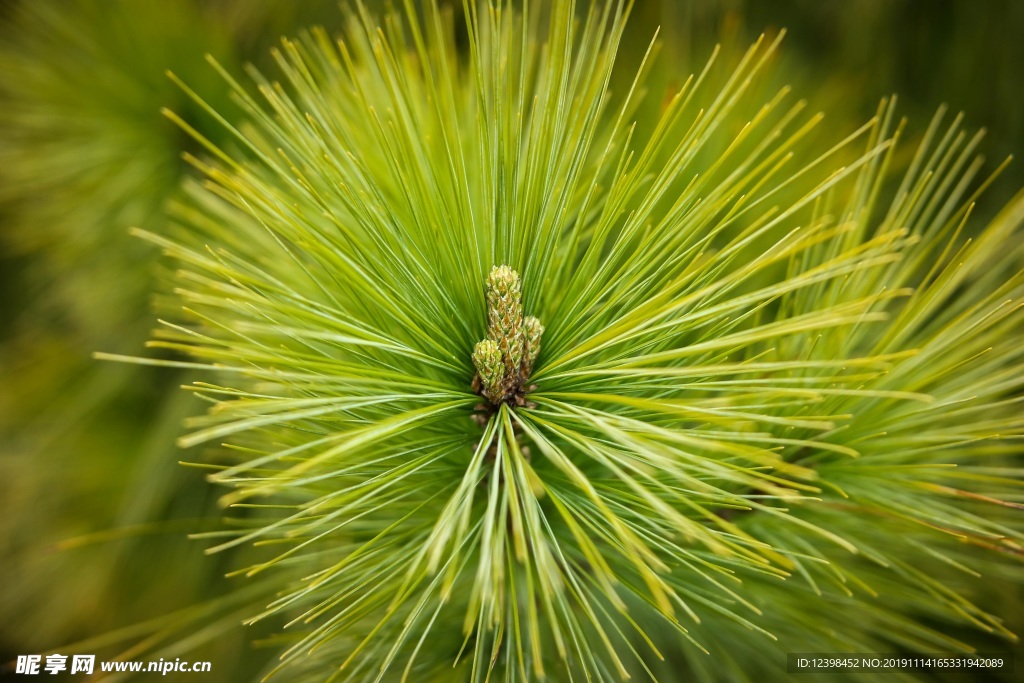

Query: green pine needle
[105,1,1024,680]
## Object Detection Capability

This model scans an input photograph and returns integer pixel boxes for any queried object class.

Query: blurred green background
[1,0,1022,679]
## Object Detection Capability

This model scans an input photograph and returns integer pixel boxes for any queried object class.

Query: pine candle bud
[472,339,504,401]
[474,266,543,405]
[521,316,544,378]
[486,265,524,374]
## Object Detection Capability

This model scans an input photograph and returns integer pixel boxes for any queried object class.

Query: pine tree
[94,1,1024,680]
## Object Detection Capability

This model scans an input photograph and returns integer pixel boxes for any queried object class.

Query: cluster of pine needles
[23,0,1023,680]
